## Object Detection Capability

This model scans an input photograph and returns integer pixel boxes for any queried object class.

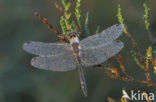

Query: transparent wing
[23,41,71,56]
[31,51,77,71]
[80,24,124,49]
[80,40,124,66]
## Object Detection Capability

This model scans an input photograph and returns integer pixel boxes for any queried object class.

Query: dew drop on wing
[30,51,77,71]
[80,24,124,49]
[80,40,124,66]
[23,41,71,56]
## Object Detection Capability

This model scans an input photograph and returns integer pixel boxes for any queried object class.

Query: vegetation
[35,0,156,101]
[107,3,156,102]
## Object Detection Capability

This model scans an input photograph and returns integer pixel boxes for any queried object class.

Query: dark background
[0,0,156,102]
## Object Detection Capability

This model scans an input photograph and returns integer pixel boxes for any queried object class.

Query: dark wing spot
[116,24,120,26]
[116,40,121,43]
[25,41,31,44]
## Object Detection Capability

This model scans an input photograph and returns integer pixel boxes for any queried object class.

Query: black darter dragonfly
[23,24,124,97]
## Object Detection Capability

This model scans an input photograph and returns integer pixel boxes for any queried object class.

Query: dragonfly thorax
[68,31,81,56]
[70,36,79,45]
[68,31,80,46]
[70,36,81,54]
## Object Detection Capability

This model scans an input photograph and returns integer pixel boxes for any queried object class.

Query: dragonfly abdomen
[75,55,88,97]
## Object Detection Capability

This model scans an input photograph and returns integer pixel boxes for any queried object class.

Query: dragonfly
[23,24,125,97]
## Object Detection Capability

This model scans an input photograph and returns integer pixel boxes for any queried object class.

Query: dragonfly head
[68,31,80,44]
[68,31,77,38]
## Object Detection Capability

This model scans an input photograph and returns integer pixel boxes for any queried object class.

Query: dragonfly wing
[80,24,124,49]
[80,40,124,66]
[31,51,77,71]
[23,41,71,56]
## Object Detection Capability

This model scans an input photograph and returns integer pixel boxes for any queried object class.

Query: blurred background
[0,0,156,102]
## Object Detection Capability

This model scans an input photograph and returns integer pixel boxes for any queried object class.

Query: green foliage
[131,49,144,69]
[60,0,83,35]
[146,47,156,75]
[61,0,66,8]
[60,0,73,35]
[70,21,77,32]
[60,16,66,34]
[84,12,90,35]
[59,0,93,37]
[145,46,152,70]
[75,0,82,30]
[62,0,70,13]
[117,5,127,30]
[117,5,144,69]
[95,25,100,34]
[143,3,150,31]
[146,46,152,59]
[117,5,124,24]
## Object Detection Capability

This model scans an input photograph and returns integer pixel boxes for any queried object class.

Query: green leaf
[75,0,82,30]
[60,16,66,35]
[84,12,90,35]
[143,3,150,31]
[131,49,144,69]
[95,25,100,34]
[117,5,127,30]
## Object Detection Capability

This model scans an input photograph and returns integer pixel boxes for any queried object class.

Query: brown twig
[149,56,156,74]
[146,30,156,45]
[108,59,115,69]
[102,55,134,82]
[150,57,156,66]
[151,59,156,74]
[104,53,156,86]
[114,55,130,78]
[124,30,144,63]
[104,71,133,82]
[142,91,151,102]
[135,47,156,87]
[144,67,151,83]
[35,12,59,34]
[54,2,65,16]
[34,12,67,42]
[137,80,156,87]
[123,30,156,86]
[106,97,115,102]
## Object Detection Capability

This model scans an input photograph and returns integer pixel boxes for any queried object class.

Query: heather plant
[107,3,156,102]
[34,0,156,101]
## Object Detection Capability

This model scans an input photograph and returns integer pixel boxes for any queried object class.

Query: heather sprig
[84,12,90,35]
[143,3,150,31]
[75,0,82,30]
